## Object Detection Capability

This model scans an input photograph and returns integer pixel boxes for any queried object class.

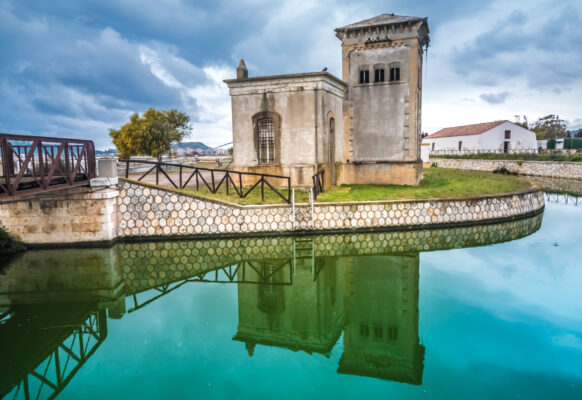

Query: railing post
[64,141,71,184]
[179,165,183,188]
[239,173,243,198]
[211,170,215,193]
[36,140,45,188]
[287,177,291,204]
[196,170,199,190]
[1,137,12,195]
[226,171,229,195]
[261,177,264,201]
[156,163,159,185]
[125,161,129,178]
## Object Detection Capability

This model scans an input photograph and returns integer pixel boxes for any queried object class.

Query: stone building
[225,14,429,187]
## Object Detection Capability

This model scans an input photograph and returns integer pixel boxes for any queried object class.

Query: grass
[315,167,532,202]
[176,167,532,204]
[434,152,582,162]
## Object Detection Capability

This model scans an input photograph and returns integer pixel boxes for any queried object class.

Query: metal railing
[120,159,292,204]
[312,169,325,200]
[430,149,540,156]
[0,133,96,199]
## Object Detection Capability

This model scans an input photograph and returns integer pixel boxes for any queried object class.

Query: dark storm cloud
[451,5,582,90]
[480,91,511,104]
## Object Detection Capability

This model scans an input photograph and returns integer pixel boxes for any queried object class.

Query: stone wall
[0,187,118,245]
[432,158,582,179]
[117,178,544,239]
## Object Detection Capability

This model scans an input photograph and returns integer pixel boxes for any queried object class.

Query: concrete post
[91,158,118,187]
[98,158,118,178]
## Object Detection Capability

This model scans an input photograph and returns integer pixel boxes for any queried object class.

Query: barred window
[374,68,385,82]
[258,118,275,164]
[359,69,369,84]
[389,67,400,81]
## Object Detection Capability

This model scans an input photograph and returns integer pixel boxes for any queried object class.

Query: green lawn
[177,167,532,204]
[315,167,532,202]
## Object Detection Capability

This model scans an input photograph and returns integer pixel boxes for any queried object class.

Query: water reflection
[0,213,543,398]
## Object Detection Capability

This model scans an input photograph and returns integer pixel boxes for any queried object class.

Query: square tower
[335,14,429,185]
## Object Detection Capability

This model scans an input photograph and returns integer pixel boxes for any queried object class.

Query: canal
[1,193,580,399]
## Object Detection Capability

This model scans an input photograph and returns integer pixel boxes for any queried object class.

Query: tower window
[258,118,275,164]
[389,67,400,81]
[374,68,385,82]
[359,69,369,84]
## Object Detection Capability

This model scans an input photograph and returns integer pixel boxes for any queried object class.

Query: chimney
[237,59,248,79]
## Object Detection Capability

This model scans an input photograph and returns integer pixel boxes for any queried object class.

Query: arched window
[389,66,400,82]
[257,118,275,164]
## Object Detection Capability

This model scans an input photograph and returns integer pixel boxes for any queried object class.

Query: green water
[1,194,581,399]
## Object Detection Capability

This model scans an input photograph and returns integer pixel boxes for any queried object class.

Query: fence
[120,159,292,204]
[0,133,96,199]
[312,169,325,200]
[430,149,540,156]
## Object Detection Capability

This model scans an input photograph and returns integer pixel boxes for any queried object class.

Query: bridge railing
[0,133,96,199]
[120,159,292,204]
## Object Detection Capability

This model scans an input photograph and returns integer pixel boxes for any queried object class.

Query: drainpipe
[314,85,319,173]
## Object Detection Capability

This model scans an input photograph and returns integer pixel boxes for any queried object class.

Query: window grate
[258,118,275,164]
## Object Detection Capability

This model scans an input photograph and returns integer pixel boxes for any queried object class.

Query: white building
[423,121,538,154]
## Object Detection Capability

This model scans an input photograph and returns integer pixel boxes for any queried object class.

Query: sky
[1,0,581,150]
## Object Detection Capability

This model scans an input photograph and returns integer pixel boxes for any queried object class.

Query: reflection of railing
[127,259,293,313]
[545,192,582,207]
[312,169,325,200]
[2,309,107,400]
[120,159,291,204]
[0,133,96,199]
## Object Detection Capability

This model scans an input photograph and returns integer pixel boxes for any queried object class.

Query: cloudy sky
[1,0,581,149]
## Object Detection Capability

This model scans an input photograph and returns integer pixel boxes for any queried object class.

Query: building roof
[223,71,346,87]
[426,121,508,139]
[336,14,426,31]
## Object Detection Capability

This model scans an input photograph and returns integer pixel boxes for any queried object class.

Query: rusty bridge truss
[0,134,96,199]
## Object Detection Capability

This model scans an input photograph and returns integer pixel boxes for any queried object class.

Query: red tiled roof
[426,120,508,139]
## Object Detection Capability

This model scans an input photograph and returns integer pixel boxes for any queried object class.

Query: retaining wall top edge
[119,178,541,210]
[432,157,582,166]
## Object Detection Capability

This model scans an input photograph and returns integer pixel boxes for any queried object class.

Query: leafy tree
[110,108,191,160]
[531,114,567,140]
[574,129,582,138]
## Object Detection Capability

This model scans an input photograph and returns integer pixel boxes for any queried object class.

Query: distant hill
[173,141,212,150]
[96,148,117,155]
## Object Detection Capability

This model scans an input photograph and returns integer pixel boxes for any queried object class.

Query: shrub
[0,226,24,251]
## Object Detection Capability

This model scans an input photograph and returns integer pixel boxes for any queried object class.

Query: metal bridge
[0,134,96,199]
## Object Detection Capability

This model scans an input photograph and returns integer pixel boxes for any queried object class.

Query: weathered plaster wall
[117,179,544,239]
[336,18,427,186]
[0,187,118,245]
[226,73,345,186]
[431,158,582,179]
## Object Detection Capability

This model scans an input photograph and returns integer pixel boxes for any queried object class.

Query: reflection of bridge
[0,213,544,397]
[0,305,106,400]
[544,192,582,207]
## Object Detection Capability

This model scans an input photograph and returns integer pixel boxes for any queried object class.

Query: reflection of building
[233,257,345,355]
[339,254,424,384]
[233,253,424,384]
